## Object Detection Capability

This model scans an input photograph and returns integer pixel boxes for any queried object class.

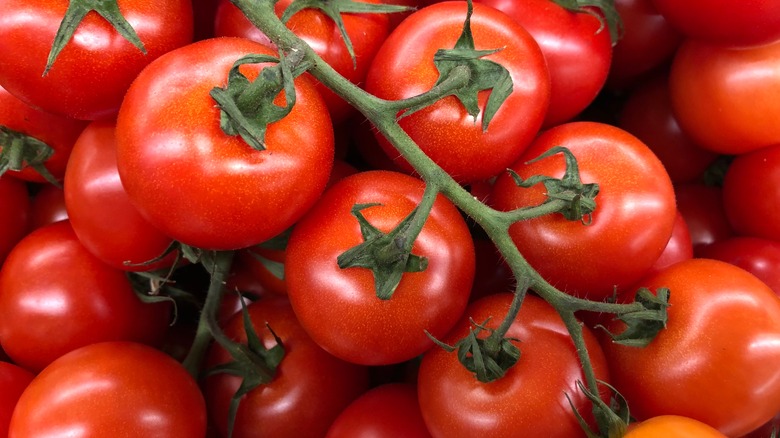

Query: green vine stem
[230,0,643,433]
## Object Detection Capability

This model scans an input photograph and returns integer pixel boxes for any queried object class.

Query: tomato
[674,183,733,254]
[624,415,727,438]
[0,221,171,372]
[650,0,780,47]
[669,39,780,155]
[642,210,693,279]
[64,119,177,271]
[0,362,34,438]
[417,293,610,437]
[697,237,780,297]
[607,0,682,89]
[722,144,780,241]
[0,85,87,183]
[9,341,207,438]
[743,413,780,438]
[115,37,334,250]
[0,175,29,264]
[285,170,475,365]
[599,259,780,437]
[29,184,68,230]
[326,383,432,438]
[365,1,550,183]
[0,0,193,120]
[469,237,514,302]
[477,0,612,127]
[215,0,392,124]
[490,121,677,300]
[618,75,718,184]
[203,295,369,438]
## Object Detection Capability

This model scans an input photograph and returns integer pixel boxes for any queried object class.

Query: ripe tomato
[697,237,780,297]
[490,121,677,300]
[365,1,550,183]
[215,0,392,124]
[642,210,692,279]
[29,184,68,230]
[0,221,171,371]
[0,0,193,120]
[64,120,177,271]
[650,0,780,47]
[0,362,34,437]
[115,37,334,250]
[722,144,780,241]
[624,415,727,438]
[669,38,780,155]
[9,342,207,438]
[0,85,87,183]
[326,383,432,438]
[0,175,29,264]
[674,182,733,254]
[203,295,369,438]
[417,293,610,437]
[599,259,780,437]
[285,170,475,365]
[477,0,612,126]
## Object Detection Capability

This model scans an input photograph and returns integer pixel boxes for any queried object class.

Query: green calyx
[0,126,60,186]
[550,0,623,46]
[600,288,670,348]
[567,380,630,438]
[211,52,311,151]
[509,146,599,224]
[401,0,512,132]
[337,203,429,300]
[281,0,414,69]
[45,0,146,76]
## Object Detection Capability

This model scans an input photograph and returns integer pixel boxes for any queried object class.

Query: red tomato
[650,0,780,47]
[0,176,29,264]
[203,296,370,438]
[29,184,68,230]
[490,121,677,300]
[9,342,207,438]
[326,383,432,438]
[624,415,727,438]
[674,183,733,253]
[600,259,780,437]
[0,0,193,120]
[642,210,693,279]
[0,221,170,371]
[618,75,718,184]
[0,85,87,183]
[723,144,780,241]
[697,237,780,297]
[215,0,392,124]
[669,39,780,155]
[0,362,34,437]
[285,170,475,365]
[477,0,612,126]
[365,1,550,183]
[417,293,610,437]
[115,37,334,250]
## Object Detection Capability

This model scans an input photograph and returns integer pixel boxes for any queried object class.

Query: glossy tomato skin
[365,1,550,183]
[650,0,780,47]
[418,293,610,438]
[477,0,612,126]
[674,183,733,254]
[0,85,87,183]
[215,0,391,124]
[9,341,207,438]
[697,237,780,297]
[642,210,692,279]
[490,121,677,300]
[669,39,780,155]
[600,259,780,437]
[722,144,780,241]
[116,37,334,250]
[203,296,370,438]
[0,0,193,120]
[65,120,177,271]
[285,170,475,365]
[624,415,727,438]
[0,221,171,372]
[326,383,432,438]
[29,184,68,230]
[0,362,35,437]
[0,176,29,264]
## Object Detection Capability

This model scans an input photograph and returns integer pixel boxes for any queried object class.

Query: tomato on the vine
[624,415,727,438]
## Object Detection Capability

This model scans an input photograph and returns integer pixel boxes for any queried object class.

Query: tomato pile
[1,0,780,437]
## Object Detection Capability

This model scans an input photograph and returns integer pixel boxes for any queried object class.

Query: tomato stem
[0,126,60,186]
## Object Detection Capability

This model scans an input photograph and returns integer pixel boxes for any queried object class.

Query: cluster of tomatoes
[1,0,780,437]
